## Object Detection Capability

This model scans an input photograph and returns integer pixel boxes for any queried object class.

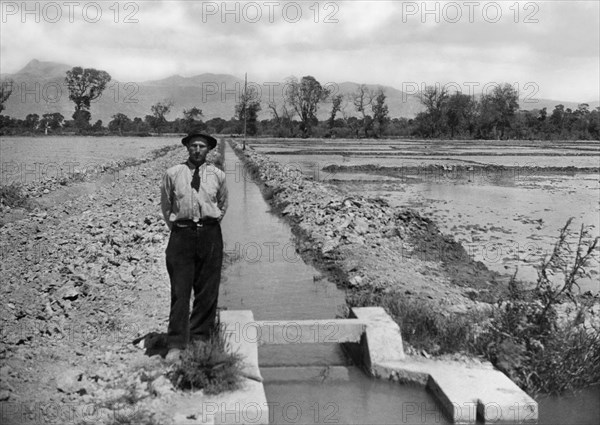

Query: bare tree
[371,88,389,137]
[351,84,374,117]
[340,96,360,138]
[350,84,376,137]
[419,85,449,137]
[268,99,296,137]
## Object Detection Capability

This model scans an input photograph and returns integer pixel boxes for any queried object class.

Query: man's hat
[181,133,218,150]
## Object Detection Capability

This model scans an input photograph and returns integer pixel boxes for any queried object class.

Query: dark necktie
[191,166,200,191]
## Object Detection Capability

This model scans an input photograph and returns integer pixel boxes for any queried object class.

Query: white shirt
[160,160,228,229]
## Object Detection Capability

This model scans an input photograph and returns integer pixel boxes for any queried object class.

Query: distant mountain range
[1,59,598,124]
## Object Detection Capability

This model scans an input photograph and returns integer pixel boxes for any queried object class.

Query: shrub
[474,219,600,394]
[169,322,243,395]
[347,288,488,355]
[0,182,30,208]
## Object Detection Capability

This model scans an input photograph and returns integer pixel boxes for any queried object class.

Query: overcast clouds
[1,0,598,102]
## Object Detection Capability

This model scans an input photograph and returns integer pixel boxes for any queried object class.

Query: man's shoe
[165,348,182,364]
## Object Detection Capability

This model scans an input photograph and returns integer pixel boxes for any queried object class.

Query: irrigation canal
[218,142,598,425]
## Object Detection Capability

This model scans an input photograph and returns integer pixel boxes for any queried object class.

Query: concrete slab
[377,358,538,423]
[162,378,268,425]
[261,366,351,382]
[429,365,538,423]
[202,378,269,424]
[220,310,263,382]
[253,319,366,345]
[376,356,495,384]
[348,307,405,376]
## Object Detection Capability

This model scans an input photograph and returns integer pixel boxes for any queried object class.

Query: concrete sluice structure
[166,308,537,424]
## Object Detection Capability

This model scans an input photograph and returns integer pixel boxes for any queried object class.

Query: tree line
[410,84,599,140]
[0,69,598,140]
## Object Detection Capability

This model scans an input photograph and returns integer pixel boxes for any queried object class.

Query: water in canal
[219,143,449,424]
[219,143,599,425]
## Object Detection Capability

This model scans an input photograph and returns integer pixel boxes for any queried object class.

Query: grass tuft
[347,288,488,355]
[169,322,243,395]
[0,182,30,208]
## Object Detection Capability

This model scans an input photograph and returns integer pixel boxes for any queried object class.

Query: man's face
[187,139,209,164]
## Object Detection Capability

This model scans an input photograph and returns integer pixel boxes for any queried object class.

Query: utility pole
[243,73,247,150]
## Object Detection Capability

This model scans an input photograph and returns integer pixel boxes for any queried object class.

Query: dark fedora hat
[181,133,218,150]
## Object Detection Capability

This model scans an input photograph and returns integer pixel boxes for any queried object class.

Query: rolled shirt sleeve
[160,172,173,230]
[217,174,228,221]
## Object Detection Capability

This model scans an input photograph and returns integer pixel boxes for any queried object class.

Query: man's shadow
[132,332,170,357]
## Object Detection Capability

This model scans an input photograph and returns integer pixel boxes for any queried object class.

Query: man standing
[160,133,228,357]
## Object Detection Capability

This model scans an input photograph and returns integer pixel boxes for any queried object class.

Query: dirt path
[0,148,193,424]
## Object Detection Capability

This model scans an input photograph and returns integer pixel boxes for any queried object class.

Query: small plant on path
[169,320,243,395]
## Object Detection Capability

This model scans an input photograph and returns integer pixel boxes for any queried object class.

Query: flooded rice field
[252,138,600,293]
[264,153,600,169]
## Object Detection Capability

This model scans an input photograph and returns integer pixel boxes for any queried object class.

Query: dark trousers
[165,223,223,349]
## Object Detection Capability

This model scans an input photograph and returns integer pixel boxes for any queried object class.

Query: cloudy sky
[1,0,598,102]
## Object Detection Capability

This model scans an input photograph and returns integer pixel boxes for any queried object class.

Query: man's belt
[172,218,220,229]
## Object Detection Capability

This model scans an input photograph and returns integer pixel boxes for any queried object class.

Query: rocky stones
[150,375,175,397]
[56,283,80,301]
[353,217,370,234]
[348,275,364,287]
[321,238,340,255]
[55,369,83,393]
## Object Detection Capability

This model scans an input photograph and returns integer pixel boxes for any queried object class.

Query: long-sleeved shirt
[160,160,228,229]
